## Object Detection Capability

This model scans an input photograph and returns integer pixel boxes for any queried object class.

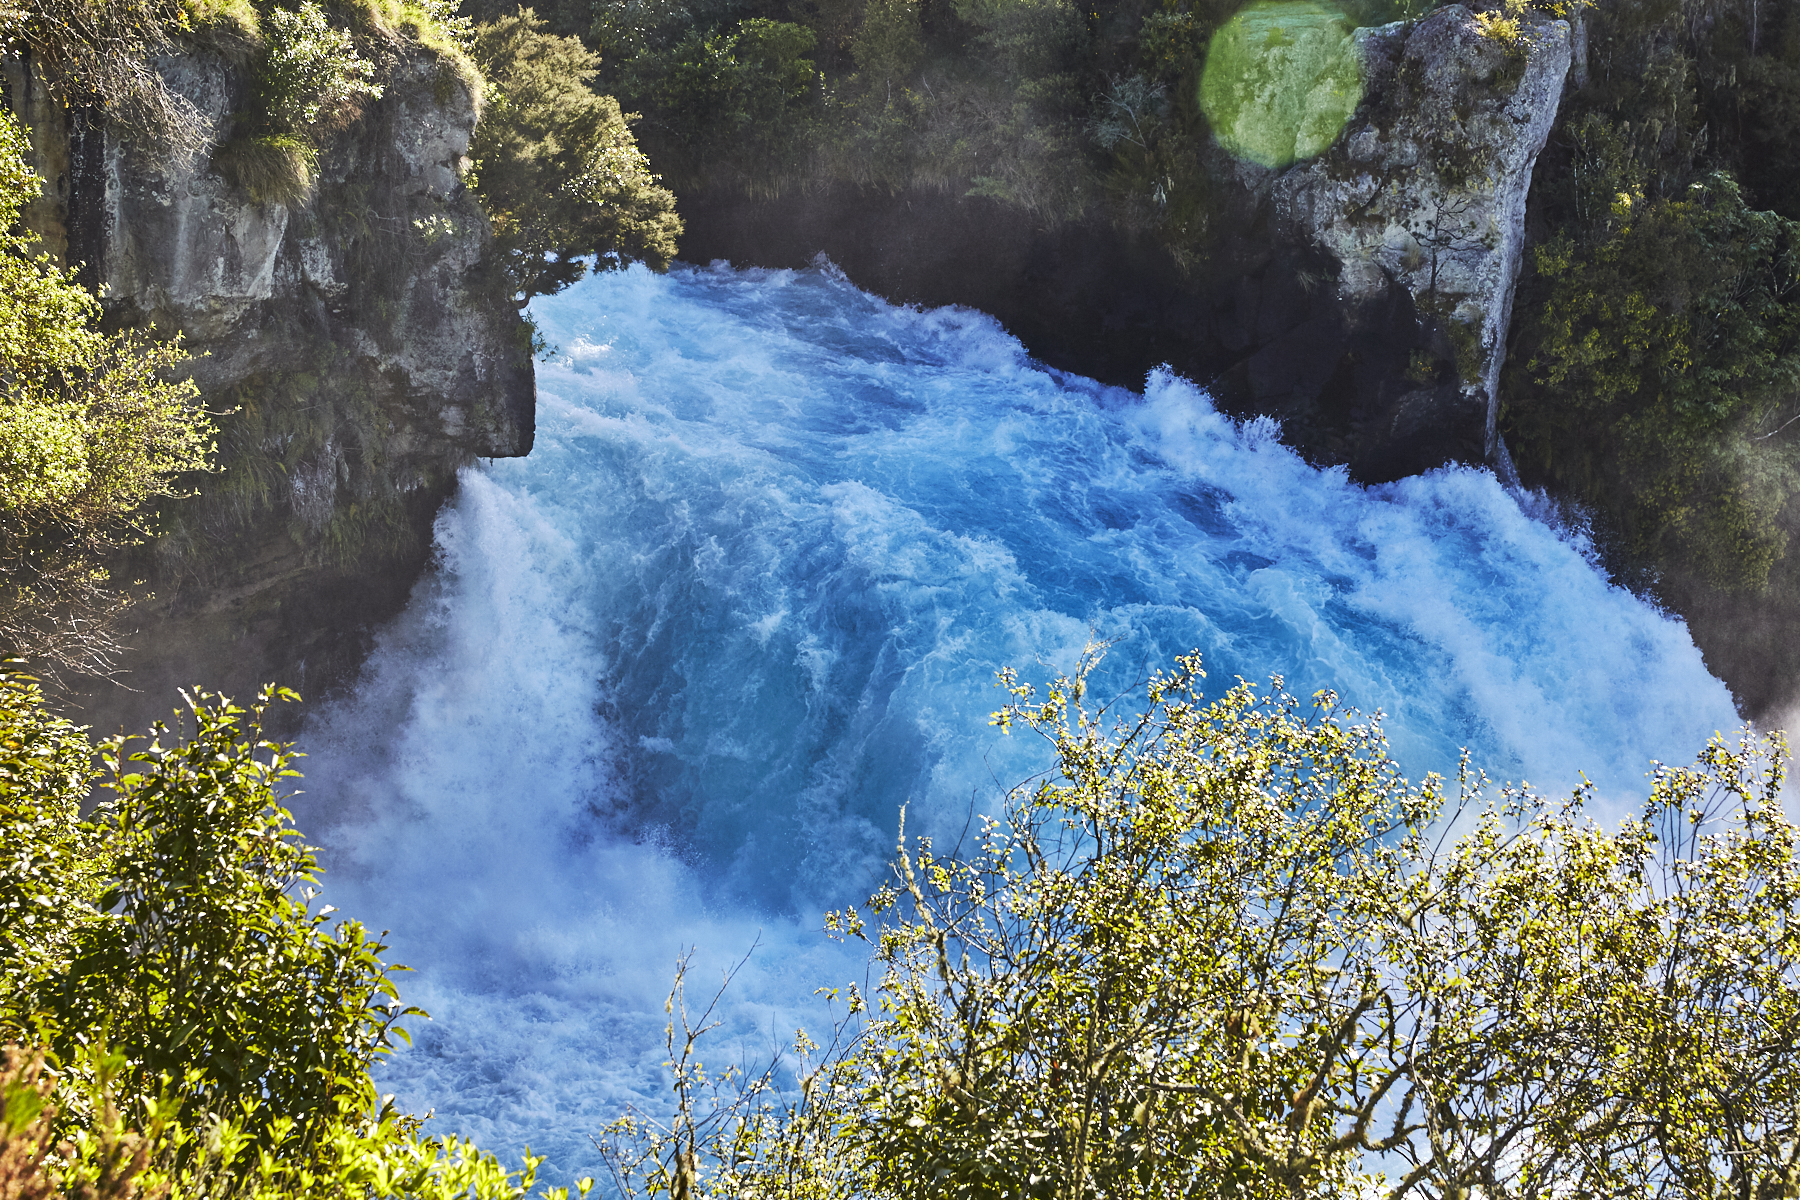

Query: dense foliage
[1496,0,1800,712]
[457,0,1431,242]
[601,650,1800,1199]
[466,9,682,301]
[1,674,400,1147]
[1516,174,1800,592]
[0,111,215,681]
[0,672,581,1200]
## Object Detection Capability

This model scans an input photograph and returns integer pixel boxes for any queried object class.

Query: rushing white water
[295,259,1739,1181]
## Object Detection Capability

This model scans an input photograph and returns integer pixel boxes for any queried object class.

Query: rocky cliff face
[4,37,534,732]
[1277,5,1571,464]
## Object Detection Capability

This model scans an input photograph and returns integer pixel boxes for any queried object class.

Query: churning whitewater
[296,260,1739,1181]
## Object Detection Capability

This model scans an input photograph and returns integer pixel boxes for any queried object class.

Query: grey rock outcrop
[1276,5,1572,460]
[88,46,533,468]
[4,36,534,728]
[675,5,1572,483]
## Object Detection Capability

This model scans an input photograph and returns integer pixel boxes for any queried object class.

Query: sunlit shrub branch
[602,647,1800,1200]
[0,112,217,682]
[0,671,605,1200]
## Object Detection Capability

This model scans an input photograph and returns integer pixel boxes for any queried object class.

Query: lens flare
[1200,0,1363,169]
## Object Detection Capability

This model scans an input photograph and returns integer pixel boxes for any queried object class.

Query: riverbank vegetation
[0,0,677,673]
[598,650,1800,1199]
[0,671,581,1200]
[6,647,1793,1199]
[1503,0,1800,716]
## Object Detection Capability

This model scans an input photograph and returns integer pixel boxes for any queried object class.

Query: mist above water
[294,259,1739,1181]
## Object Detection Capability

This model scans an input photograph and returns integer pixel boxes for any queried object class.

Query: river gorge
[291,258,1740,1182]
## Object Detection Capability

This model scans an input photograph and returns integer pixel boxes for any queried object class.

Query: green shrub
[1509,173,1800,593]
[601,649,1800,1200]
[257,1,384,128]
[0,672,604,1200]
[210,0,386,204]
[0,111,215,680]
[0,676,409,1153]
[468,8,682,299]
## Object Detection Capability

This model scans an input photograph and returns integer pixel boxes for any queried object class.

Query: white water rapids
[293,260,1740,1181]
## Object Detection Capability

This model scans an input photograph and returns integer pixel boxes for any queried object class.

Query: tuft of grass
[179,0,262,59]
[213,133,316,204]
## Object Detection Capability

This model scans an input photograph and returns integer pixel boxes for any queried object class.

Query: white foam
[297,261,1740,1182]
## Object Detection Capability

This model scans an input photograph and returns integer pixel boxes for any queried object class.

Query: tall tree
[467,8,682,302]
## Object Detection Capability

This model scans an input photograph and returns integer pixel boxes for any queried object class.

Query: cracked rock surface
[1276,5,1572,458]
[6,42,534,727]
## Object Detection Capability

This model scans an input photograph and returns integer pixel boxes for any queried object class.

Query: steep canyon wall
[682,5,1571,485]
[4,37,534,733]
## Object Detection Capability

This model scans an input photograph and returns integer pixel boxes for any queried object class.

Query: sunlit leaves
[0,110,216,678]
[0,678,418,1163]
[466,10,682,301]
[605,647,1800,1200]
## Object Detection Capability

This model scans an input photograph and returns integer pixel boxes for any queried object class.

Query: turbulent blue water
[297,259,1739,1180]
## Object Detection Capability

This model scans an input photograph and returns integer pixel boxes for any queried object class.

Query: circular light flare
[1200,0,1364,169]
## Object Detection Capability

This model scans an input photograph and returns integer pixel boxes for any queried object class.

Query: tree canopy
[467,8,683,302]
[600,649,1800,1200]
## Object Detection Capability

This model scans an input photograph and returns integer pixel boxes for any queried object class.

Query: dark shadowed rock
[677,5,1569,486]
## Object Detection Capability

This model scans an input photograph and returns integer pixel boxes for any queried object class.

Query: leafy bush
[601,650,1800,1199]
[0,1038,577,1200]
[0,674,408,1152]
[0,673,594,1200]
[0,112,216,680]
[467,8,682,300]
[257,2,384,129]
[1509,173,1800,594]
[213,1,385,202]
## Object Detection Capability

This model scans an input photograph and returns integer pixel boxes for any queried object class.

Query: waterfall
[294,260,1738,1180]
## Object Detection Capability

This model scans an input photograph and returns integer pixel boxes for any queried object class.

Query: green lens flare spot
[1200,0,1364,169]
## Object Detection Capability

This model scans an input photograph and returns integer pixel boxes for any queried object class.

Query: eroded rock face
[5,40,534,728]
[1277,5,1571,459]
[92,48,533,466]
[672,8,1570,484]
